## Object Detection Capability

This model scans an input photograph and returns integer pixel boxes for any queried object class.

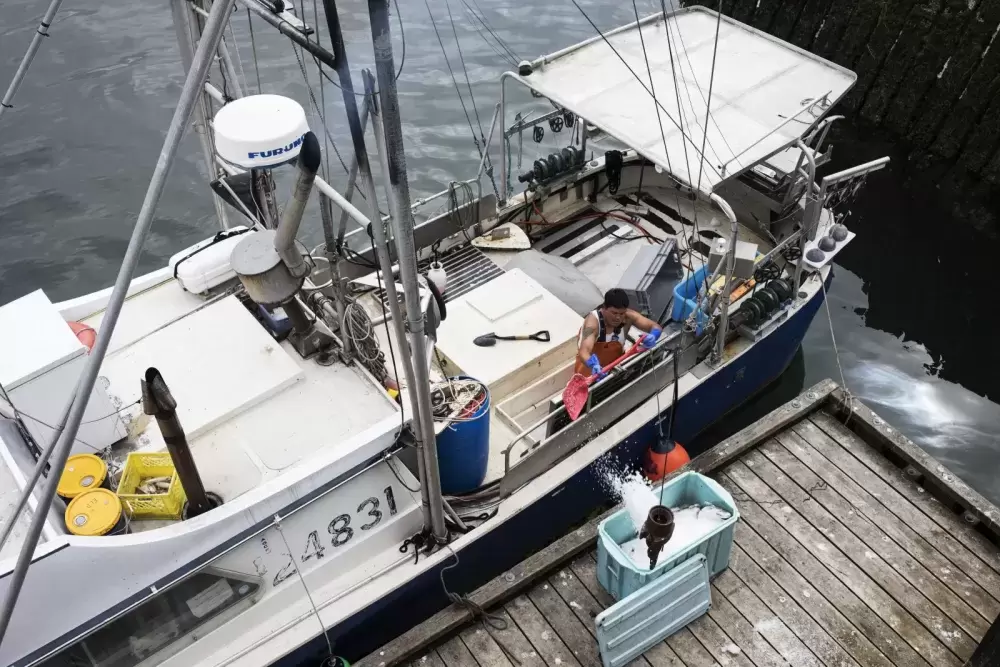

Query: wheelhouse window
[39,569,261,667]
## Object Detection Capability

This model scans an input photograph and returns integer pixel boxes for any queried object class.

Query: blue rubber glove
[586,353,606,379]
[640,327,662,349]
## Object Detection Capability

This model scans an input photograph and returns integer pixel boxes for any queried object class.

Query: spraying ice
[599,463,731,569]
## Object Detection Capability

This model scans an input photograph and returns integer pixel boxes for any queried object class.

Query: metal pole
[365,78,399,213]
[363,69,433,527]
[236,0,337,69]
[0,0,65,121]
[499,73,510,206]
[475,103,501,181]
[171,0,231,231]
[709,192,738,365]
[217,38,245,99]
[0,392,75,553]
[0,0,238,642]
[334,96,372,250]
[368,0,448,542]
[793,139,818,296]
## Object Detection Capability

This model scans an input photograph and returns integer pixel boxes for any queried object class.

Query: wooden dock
[356,380,1000,667]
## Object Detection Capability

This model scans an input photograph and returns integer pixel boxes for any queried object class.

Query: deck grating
[400,410,999,667]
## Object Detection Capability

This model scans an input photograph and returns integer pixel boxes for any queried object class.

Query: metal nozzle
[639,504,675,569]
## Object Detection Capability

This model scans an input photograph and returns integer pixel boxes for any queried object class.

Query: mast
[0,0,66,121]
[366,0,449,542]
[0,0,239,642]
[322,0,448,541]
[169,0,230,230]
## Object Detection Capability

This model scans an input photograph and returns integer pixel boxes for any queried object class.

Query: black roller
[768,278,792,302]
[738,299,761,328]
[756,288,779,315]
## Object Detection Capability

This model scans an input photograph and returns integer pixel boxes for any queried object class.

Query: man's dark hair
[603,288,629,309]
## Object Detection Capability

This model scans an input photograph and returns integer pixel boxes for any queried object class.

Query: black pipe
[238,0,338,70]
[142,368,213,518]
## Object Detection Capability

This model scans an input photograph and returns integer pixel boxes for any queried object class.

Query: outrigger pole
[0,0,240,643]
[0,0,66,121]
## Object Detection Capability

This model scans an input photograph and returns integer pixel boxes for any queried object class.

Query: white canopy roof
[512,8,856,194]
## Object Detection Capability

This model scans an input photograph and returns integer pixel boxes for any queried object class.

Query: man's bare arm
[627,309,659,334]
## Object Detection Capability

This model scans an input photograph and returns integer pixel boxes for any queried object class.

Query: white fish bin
[597,471,740,601]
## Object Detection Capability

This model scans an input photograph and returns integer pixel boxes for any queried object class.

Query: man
[576,288,662,379]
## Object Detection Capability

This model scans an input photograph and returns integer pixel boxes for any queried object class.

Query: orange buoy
[68,321,96,352]
[644,442,690,481]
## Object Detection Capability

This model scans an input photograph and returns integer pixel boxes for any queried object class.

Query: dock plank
[714,569,829,667]
[772,427,1000,619]
[529,577,601,666]
[727,542,871,667]
[801,416,1000,581]
[684,615,758,667]
[436,634,479,667]
[744,445,986,646]
[725,461,966,665]
[458,625,517,667]
[812,411,1000,562]
[706,585,804,667]
[571,555,685,667]
[488,608,548,667]
[761,436,991,634]
[550,558,656,667]
[409,651,447,667]
[506,594,582,666]
[663,629,719,667]
[718,473,934,667]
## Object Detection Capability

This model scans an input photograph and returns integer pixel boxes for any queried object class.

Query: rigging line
[657,0,713,303]
[273,521,337,662]
[460,0,519,66]
[292,44,353,177]
[667,9,735,163]
[304,0,407,98]
[226,19,251,95]
[659,0,696,204]
[444,0,486,141]
[464,7,517,67]
[246,8,263,93]
[568,0,724,186]
[631,0,673,177]
[425,0,484,158]
[693,0,724,194]
[461,3,517,67]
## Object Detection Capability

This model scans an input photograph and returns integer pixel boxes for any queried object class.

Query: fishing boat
[0,1,888,665]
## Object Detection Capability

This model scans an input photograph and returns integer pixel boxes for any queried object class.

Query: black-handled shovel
[473,330,551,347]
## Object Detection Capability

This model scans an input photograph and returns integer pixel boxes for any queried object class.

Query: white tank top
[579,309,624,346]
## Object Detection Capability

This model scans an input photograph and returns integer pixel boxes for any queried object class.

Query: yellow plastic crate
[115,452,187,520]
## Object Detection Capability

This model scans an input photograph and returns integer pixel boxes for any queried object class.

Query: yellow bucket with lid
[65,488,124,536]
[57,454,108,499]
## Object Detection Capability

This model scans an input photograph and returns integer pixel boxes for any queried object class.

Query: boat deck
[356,380,1000,667]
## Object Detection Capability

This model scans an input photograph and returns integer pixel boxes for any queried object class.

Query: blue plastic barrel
[435,377,491,494]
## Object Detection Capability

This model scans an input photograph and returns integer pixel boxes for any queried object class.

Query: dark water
[3,0,999,502]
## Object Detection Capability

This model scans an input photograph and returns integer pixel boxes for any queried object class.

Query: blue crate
[597,471,739,601]
[596,554,711,667]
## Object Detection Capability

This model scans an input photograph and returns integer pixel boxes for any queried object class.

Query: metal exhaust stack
[274,131,321,279]
[231,131,336,359]
[142,367,219,518]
